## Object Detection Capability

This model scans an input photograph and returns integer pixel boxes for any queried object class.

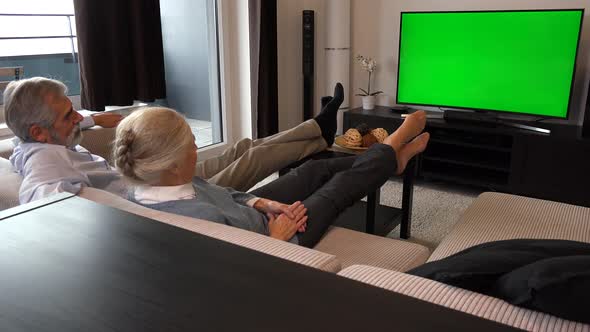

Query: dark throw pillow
[491,255,590,324]
[408,239,590,294]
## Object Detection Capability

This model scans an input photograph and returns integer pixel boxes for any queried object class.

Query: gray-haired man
[4,77,342,204]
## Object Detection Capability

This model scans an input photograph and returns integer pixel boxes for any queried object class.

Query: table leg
[400,158,416,239]
[366,190,379,235]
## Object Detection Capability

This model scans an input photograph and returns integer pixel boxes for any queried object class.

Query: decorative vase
[362,95,376,110]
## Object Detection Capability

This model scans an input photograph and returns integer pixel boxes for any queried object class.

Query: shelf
[422,171,509,191]
[422,156,510,172]
[429,138,512,152]
[421,159,509,190]
[423,145,511,172]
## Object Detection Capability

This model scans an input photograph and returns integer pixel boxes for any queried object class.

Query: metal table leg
[400,158,416,239]
[366,190,378,234]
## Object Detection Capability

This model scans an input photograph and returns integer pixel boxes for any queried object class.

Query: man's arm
[79,113,123,130]
[18,149,89,204]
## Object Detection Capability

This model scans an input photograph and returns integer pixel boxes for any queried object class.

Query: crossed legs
[251,111,430,247]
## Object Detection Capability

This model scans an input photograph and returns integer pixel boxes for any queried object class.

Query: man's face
[45,93,84,147]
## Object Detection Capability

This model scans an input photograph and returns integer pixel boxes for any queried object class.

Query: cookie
[343,128,362,147]
[371,128,388,143]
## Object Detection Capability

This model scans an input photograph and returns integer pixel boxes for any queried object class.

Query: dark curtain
[73,0,166,111]
[251,0,278,137]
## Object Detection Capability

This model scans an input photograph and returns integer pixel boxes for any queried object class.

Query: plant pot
[362,95,376,110]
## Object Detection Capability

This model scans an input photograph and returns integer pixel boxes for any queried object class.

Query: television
[396,9,584,119]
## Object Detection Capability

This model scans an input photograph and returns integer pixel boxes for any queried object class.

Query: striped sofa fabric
[429,192,590,262]
[339,265,590,332]
[79,188,342,272]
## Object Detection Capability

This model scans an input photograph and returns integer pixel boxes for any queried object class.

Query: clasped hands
[254,198,308,241]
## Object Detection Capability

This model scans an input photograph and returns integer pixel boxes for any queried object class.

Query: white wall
[278,0,590,128]
[277,0,326,131]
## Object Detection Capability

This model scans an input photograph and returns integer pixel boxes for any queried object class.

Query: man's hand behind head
[92,113,124,128]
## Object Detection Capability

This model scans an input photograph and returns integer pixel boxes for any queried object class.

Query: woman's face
[176,136,198,184]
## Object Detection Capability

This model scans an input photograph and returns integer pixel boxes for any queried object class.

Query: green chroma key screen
[397,10,583,118]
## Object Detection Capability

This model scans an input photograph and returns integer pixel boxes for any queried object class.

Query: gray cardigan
[132,177,299,244]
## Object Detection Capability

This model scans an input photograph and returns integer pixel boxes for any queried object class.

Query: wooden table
[0,194,521,332]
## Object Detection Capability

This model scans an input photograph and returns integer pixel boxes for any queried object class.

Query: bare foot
[395,132,430,174]
[383,110,427,153]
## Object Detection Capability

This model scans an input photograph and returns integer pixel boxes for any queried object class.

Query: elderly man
[4,77,343,204]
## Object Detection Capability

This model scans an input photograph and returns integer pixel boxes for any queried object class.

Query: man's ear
[29,124,50,143]
[169,163,181,175]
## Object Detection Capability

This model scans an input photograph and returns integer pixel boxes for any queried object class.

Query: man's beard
[50,124,83,148]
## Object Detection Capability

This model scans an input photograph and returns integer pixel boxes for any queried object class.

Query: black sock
[314,83,344,146]
[321,96,332,110]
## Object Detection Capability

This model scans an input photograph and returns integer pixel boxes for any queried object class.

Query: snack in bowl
[355,123,372,136]
[343,128,363,147]
[362,133,378,147]
[371,128,388,143]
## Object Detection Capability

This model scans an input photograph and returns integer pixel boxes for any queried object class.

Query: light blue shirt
[9,116,127,204]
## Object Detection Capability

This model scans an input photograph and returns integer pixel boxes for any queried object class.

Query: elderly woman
[113,107,429,248]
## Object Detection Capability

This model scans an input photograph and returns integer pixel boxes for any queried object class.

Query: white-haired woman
[113,107,429,248]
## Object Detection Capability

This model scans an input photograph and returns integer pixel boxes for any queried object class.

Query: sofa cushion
[0,157,20,211]
[79,126,116,163]
[410,239,590,294]
[78,188,342,272]
[339,265,590,332]
[0,138,14,159]
[429,192,590,262]
[314,226,430,272]
[494,255,590,324]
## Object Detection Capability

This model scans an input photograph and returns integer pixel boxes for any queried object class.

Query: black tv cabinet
[344,106,590,207]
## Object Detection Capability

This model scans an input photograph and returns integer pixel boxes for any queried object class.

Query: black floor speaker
[302,10,314,120]
[584,83,590,138]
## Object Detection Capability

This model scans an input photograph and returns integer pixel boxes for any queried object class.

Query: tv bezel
[395,9,585,120]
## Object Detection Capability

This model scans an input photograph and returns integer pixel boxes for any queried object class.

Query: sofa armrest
[429,192,590,262]
[78,187,342,273]
[338,265,589,332]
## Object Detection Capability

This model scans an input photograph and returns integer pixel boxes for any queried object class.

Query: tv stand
[344,106,590,207]
[443,109,551,134]
[443,109,499,125]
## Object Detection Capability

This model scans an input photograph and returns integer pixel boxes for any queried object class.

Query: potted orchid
[355,54,383,110]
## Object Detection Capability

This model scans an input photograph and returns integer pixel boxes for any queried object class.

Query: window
[0,0,80,105]
[160,0,222,148]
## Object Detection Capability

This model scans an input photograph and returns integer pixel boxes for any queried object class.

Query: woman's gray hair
[3,77,68,141]
[113,107,194,185]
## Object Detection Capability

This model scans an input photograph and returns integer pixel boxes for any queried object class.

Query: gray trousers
[250,143,398,248]
[195,120,327,191]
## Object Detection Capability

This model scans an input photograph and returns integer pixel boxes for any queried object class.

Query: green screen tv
[396,9,584,119]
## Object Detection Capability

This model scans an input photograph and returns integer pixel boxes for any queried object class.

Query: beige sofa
[342,193,590,331]
[2,127,589,331]
[0,127,430,274]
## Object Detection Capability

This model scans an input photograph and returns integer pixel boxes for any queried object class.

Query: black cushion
[491,255,590,324]
[409,239,590,294]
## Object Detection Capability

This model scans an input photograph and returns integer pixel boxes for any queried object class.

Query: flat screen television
[396,9,584,119]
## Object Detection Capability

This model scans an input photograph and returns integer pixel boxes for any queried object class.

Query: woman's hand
[268,202,308,241]
[256,199,307,232]
[255,198,304,219]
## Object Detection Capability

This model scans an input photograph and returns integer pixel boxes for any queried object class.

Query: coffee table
[280,149,416,238]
